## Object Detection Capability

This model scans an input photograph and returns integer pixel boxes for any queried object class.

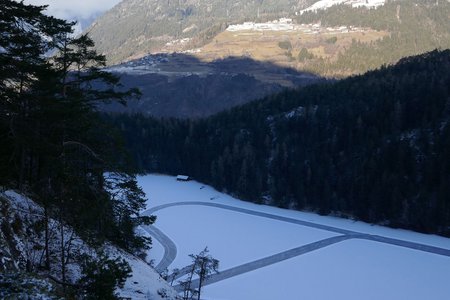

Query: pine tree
[0,1,153,291]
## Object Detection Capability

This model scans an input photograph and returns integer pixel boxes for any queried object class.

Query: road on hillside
[141,201,450,286]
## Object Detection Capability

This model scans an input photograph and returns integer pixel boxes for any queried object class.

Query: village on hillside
[226,18,375,35]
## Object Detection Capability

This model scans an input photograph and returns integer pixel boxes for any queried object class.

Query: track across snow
[141,224,177,272]
[142,201,450,284]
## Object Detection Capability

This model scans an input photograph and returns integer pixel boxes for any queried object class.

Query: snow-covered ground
[139,174,450,300]
[205,239,450,300]
[300,0,385,14]
[1,189,178,300]
[114,248,178,300]
[154,205,337,270]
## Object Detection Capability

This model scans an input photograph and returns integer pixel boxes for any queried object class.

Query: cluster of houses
[226,18,371,35]
[227,18,295,32]
[125,54,170,67]
[165,37,191,47]
[106,54,171,74]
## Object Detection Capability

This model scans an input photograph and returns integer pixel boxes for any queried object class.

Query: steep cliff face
[87,0,314,64]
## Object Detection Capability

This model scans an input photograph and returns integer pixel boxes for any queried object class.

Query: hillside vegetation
[295,0,450,75]
[0,1,160,298]
[192,22,388,76]
[87,0,314,64]
[89,0,450,120]
[107,50,450,236]
[89,0,450,79]
[101,54,319,118]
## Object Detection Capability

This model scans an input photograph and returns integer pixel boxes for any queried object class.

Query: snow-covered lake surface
[139,174,450,300]
[154,205,336,270]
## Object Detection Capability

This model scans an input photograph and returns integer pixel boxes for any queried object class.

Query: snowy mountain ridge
[300,0,386,14]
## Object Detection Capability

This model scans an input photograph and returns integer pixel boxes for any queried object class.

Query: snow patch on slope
[300,0,386,14]
[110,247,179,300]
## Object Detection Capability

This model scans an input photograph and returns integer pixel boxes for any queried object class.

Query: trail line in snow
[141,201,450,283]
[145,201,355,234]
[172,235,351,291]
[140,223,177,273]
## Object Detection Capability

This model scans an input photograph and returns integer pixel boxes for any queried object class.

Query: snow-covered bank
[115,248,177,300]
[0,189,178,300]
[139,174,450,300]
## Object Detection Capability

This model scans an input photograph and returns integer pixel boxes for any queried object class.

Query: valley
[2,1,450,299]
[101,19,385,118]
[97,0,450,118]
[103,53,319,118]
[107,51,318,88]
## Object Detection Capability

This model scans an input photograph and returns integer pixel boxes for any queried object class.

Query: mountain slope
[87,0,314,65]
[91,0,450,119]
[296,0,450,75]
[102,54,319,118]
[0,190,178,299]
[89,0,450,77]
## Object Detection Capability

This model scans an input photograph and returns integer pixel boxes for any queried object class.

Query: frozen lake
[139,174,450,300]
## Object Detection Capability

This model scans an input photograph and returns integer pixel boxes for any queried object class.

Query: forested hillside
[0,1,157,298]
[100,55,319,118]
[296,0,450,75]
[107,50,450,236]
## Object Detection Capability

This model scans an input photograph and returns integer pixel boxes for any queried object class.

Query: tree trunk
[197,260,206,300]
[184,263,196,300]
[59,208,66,293]
[44,205,50,270]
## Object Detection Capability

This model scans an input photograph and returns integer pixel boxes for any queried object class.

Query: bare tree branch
[62,141,104,162]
